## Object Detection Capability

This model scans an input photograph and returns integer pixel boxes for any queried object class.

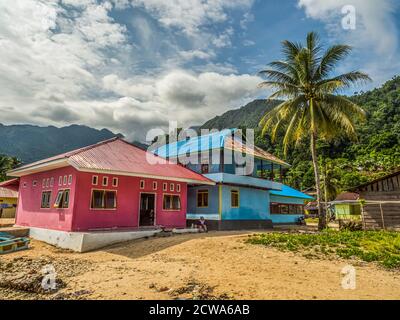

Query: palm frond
[258,69,296,84]
[315,45,352,80]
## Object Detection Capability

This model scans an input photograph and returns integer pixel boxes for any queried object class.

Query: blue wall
[221,185,270,220]
[270,195,305,205]
[269,195,305,224]
[187,185,306,224]
[187,185,219,216]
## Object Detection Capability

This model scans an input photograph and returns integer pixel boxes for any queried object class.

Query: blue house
[154,129,313,230]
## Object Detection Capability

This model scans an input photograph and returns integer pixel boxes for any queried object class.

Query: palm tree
[258,32,371,230]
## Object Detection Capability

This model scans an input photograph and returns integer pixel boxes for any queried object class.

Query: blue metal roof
[154,129,235,158]
[270,183,314,200]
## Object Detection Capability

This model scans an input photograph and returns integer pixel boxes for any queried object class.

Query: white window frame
[92,175,98,186]
[112,177,118,187]
[102,176,108,187]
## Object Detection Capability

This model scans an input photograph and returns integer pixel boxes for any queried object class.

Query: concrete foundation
[187,219,273,231]
[28,227,163,252]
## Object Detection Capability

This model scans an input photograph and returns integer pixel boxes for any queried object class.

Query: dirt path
[1,231,399,300]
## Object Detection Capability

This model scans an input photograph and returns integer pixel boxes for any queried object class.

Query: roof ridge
[67,136,121,157]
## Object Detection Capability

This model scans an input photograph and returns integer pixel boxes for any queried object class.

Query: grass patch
[247,230,400,269]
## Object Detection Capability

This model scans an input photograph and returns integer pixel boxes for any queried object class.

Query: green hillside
[0,124,122,164]
[201,99,281,129]
[201,76,400,197]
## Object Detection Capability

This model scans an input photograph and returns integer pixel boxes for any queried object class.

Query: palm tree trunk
[310,131,325,230]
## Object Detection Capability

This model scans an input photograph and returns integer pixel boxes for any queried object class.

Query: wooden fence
[360,201,400,231]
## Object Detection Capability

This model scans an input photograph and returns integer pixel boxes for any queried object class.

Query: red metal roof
[0,187,18,198]
[0,178,19,192]
[9,138,214,184]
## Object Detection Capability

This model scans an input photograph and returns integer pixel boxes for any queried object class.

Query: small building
[154,129,313,229]
[269,184,314,224]
[8,138,213,233]
[331,192,361,221]
[351,169,400,230]
[0,182,18,218]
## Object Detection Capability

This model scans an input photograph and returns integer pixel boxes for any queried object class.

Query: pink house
[9,138,214,232]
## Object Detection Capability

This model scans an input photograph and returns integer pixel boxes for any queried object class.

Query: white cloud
[179,50,215,61]
[99,70,262,140]
[0,0,261,141]
[298,0,400,85]
[130,0,253,36]
[212,27,234,48]
[243,39,255,47]
[298,0,398,55]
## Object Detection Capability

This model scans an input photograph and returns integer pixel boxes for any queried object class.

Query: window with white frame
[32,180,37,187]
[54,189,70,208]
[46,178,49,188]
[140,180,145,189]
[112,177,118,187]
[50,177,54,187]
[170,183,174,192]
[92,175,98,185]
[91,190,117,209]
[58,176,62,186]
[163,194,181,210]
[42,179,45,188]
[163,182,167,191]
[176,184,181,192]
[153,181,157,190]
[41,191,51,208]
[68,175,72,185]
[63,175,67,185]
[102,176,108,186]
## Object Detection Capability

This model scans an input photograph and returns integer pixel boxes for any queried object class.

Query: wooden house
[351,170,400,230]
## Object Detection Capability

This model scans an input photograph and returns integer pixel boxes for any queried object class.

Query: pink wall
[16,165,187,231]
[16,167,78,231]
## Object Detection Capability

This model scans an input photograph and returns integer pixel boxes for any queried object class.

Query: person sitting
[196,216,208,233]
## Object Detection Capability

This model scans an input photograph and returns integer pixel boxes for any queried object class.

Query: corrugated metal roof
[224,136,290,167]
[154,129,290,167]
[335,192,359,201]
[154,129,233,158]
[270,183,314,200]
[0,187,18,198]
[9,138,214,184]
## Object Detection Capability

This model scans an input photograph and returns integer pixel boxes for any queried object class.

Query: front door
[139,193,155,226]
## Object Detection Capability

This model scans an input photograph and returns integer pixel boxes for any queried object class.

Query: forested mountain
[201,76,400,197]
[0,124,122,164]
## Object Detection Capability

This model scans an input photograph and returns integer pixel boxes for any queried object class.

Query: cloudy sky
[0,0,399,141]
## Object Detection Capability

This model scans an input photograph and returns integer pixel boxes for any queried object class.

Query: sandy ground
[1,231,400,300]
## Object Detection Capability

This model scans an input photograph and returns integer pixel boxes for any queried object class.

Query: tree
[258,32,370,230]
[0,155,20,181]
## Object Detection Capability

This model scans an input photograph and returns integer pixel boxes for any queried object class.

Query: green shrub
[247,230,400,269]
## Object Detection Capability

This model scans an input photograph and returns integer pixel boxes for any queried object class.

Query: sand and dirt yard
[1,231,399,300]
